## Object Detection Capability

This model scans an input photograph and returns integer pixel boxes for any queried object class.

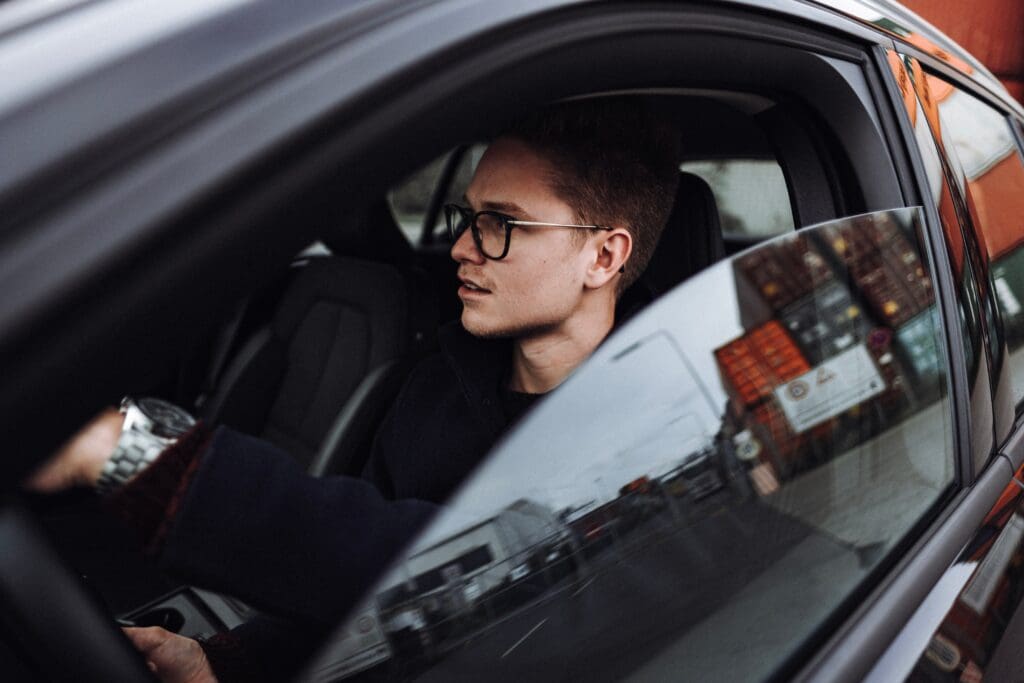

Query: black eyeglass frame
[444,203,614,261]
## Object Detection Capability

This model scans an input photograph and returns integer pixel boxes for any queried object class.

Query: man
[29,97,681,681]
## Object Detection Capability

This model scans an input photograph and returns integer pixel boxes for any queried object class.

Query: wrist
[95,397,196,495]
[77,408,126,488]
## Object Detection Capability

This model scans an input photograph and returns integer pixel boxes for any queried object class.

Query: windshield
[308,207,955,683]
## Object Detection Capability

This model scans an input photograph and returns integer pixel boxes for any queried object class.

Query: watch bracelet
[96,429,173,495]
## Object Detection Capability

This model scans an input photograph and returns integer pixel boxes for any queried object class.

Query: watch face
[137,398,196,438]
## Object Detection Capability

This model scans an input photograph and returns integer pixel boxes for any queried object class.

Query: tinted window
[925,79,1024,408]
[887,51,996,467]
[318,209,954,682]
[680,159,794,240]
[388,146,485,244]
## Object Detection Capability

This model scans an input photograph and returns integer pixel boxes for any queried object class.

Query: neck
[508,305,615,394]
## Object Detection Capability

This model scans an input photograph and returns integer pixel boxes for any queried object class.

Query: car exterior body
[1,0,1024,681]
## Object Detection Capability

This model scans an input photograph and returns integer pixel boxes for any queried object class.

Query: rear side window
[921,74,1024,408]
[681,158,794,240]
[388,147,485,244]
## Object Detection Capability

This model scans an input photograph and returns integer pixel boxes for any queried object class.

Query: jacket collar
[437,321,511,438]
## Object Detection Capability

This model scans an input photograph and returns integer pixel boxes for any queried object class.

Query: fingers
[22,407,123,492]
[22,459,74,493]
[122,626,172,655]
[121,626,216,683]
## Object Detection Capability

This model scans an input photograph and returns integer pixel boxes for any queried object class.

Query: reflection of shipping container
[736,235,834,312]
[780,281,873,364]
[822,215,934,327]
[748,400,848,476]
[748,402,807,471]
[780,278,914,421]
[715,321,810,409]
[895,306,945,394]
[864,331,911,418]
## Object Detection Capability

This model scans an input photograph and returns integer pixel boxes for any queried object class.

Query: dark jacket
[158,322,514,625]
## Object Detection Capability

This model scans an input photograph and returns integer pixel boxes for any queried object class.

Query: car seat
[199,199,436,477]
[619,171,726,316]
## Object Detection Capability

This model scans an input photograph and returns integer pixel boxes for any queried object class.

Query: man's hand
[23,407,124,492]
[123,627,217,683]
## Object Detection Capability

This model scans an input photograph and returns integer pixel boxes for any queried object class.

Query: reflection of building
[910,57,1024,349]
[717,212,941,486]
[371,499,575,665]
[901,0,1024,103]
[310,499,580,679]
[380,499,571,612]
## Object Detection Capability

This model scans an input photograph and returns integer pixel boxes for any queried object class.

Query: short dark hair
[503,98,681,293]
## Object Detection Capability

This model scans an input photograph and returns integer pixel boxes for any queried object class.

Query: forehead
[465,137,564,211]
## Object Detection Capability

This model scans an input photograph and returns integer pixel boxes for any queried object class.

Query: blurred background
[903,0,1024,103]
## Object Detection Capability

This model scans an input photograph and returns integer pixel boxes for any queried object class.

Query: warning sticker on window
[773,344,885,433]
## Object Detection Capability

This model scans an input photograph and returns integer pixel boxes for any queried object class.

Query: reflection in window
[888,51,993,464]
[926,77,1024,407]
[314,209,954,682]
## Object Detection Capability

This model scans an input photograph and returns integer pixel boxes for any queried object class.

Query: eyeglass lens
[473,212,507,258]
[447,206,509,259]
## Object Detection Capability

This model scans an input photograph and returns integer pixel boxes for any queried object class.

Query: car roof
[0,0,1018,147]
[805,0,1020,112]
[0,0,1017,108]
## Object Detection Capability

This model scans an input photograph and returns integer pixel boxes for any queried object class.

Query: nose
[450,226,485,264]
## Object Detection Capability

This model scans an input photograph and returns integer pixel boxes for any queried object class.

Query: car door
[310,206,958,682]
[1,1,1015,681]
[306,8,1024,682]
[862,46,1024,683]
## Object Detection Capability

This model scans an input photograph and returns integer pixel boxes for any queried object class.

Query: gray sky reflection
[414,261,745,551]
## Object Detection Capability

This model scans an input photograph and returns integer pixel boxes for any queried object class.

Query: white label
[773,344,885,433]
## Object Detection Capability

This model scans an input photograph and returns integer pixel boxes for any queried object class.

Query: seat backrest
[201,201,436,474]
[619,171,725,315]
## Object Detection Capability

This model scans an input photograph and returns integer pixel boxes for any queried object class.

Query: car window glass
[922,76,1024,409]
[887,51,995,467]
[388,155,446,244]
[315,208,954,682]
[387,146,486,244]
[680,158,794,240]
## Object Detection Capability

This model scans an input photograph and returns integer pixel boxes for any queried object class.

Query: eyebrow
[463,195,533,220]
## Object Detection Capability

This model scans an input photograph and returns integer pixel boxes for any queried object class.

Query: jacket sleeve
[157,426,437,625]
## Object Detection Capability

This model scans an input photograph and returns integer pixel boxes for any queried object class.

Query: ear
[584,228,632,291]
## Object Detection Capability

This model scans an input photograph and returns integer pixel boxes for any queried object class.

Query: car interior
[28,82,888,626]
[3,18,931,680]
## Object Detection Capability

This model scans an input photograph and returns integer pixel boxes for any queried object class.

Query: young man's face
[451,137,598,339]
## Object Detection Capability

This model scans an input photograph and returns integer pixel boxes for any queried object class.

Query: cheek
[508,252,582,309]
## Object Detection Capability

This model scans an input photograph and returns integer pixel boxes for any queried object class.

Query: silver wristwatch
[96,397,197,495]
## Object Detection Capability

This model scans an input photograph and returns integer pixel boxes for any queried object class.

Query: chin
[461,310,557,340]
[461,311,511,339]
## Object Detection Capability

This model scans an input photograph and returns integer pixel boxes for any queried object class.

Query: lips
[458,273,492,294]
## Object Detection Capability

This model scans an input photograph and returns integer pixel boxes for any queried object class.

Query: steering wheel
[0,501,154,681]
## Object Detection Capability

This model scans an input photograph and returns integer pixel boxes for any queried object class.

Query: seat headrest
[322,199,414,268]
[620,171,726,312]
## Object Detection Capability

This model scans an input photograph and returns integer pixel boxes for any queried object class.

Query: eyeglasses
[444,203,613,260]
